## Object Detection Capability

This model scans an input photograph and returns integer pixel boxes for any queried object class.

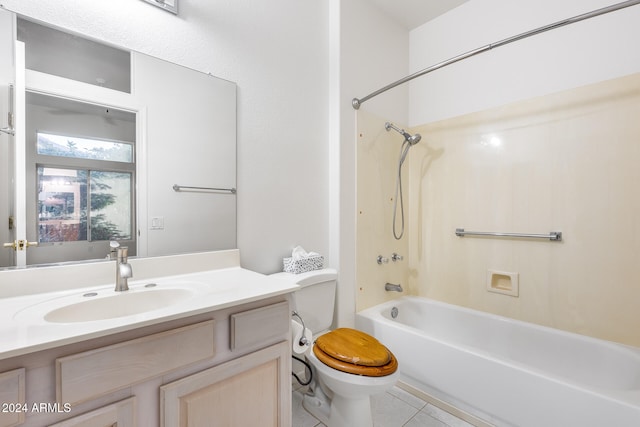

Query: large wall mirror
[0,7,237,269]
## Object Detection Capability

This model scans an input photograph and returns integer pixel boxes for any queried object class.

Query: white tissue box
[283,254,324,274]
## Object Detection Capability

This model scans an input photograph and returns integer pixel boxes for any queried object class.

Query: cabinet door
[47,397,135,427]
[0,368,25,427]
[161,341,291,427]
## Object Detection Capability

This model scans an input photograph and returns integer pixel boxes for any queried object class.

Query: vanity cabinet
[0,368,25,427]
[0,297,291,427]
[161,301,291,426]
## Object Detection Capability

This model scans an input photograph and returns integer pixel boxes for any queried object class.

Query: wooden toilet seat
[313,328,398,377]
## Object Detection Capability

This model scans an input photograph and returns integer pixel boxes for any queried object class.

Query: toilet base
[303,381,374,427]
[302,382,330,425]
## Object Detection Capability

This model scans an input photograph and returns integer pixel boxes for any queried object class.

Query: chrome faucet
[115,246,132,292]
[385,282,403,292]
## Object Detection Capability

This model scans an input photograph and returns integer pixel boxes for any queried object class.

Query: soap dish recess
[487,270,519,297]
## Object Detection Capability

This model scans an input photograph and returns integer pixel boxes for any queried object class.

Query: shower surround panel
[405,72,640,347]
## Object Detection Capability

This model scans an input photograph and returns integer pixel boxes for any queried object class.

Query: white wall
[2,0,331,273]
[2,0,410,328]
[409,0,640,125]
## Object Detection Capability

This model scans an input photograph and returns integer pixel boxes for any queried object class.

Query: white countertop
[0,265,298,361]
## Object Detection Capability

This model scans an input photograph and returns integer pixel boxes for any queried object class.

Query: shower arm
[352,0,640,110]
[385,122,405,135]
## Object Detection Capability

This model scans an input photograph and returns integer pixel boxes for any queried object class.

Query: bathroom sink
[44,287,195,323]
[13,282,204,324]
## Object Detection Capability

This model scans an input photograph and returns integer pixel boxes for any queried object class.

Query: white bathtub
[356,296,640,427]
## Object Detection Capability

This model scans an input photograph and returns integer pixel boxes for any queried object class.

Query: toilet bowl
[271,268,399,427]
[303,330,399,427]
[307,340,399,398]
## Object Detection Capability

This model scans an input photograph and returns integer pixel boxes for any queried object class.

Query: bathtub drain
[391,307,398,319]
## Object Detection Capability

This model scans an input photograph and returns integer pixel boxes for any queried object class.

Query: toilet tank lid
[271,268,337,288]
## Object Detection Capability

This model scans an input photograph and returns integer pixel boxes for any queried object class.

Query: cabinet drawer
[57,320,215,405]
[230,301,289,351]
[0,368,25,427]
[47,397,136,427]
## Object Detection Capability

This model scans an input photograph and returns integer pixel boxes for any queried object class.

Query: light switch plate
[150,216,164,230]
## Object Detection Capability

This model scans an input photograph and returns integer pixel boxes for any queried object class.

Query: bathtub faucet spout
[385,282,403,292]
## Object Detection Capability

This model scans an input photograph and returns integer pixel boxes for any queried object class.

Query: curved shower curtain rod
[352,0,640,110]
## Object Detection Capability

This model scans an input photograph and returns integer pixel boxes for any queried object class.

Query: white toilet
[273,268,399,427]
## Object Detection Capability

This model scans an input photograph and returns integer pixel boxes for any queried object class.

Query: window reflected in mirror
[26,93,136,264]
[37,132,134,163]
[37,167,86,243]
[37,167,133,244]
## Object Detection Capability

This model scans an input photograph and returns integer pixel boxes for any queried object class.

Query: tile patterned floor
[292,385,475,427]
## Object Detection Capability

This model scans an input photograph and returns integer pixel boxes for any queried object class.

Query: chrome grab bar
[455,228,562,241]
[172,184,236,194]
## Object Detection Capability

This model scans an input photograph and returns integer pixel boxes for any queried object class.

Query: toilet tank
[271,268,337,334]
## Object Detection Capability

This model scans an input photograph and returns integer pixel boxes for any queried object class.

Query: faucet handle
[108,241,120,260]
[377,255,389,265]
[391,252,404,262]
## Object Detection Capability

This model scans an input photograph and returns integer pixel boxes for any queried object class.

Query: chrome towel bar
[172,184,236,194]
[455,228,562,241]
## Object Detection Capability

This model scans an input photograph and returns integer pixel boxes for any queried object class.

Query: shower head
[406,133,421,145]
[385,122,421,145]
